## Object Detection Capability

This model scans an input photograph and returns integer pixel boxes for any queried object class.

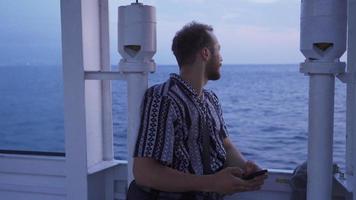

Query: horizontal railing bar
[84,70,126,80]
[0,149,65,157]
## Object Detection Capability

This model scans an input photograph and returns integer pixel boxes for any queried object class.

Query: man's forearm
[224,138,247,168]
[133,157,213,192]
[133,157,262,194]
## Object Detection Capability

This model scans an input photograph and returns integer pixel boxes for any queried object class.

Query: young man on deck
[129,22,267,200]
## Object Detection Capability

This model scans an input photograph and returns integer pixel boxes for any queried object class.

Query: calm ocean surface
[0,64,347,170]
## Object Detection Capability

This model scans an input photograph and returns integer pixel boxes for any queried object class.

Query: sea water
[0,64,346,170]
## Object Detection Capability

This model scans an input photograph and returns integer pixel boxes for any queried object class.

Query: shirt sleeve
[134,87,176,165]
[209,91,229,138]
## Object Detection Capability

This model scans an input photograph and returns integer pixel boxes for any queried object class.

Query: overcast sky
[0,0,303,66]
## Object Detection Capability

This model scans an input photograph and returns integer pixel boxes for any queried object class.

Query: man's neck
[179,64,207,97]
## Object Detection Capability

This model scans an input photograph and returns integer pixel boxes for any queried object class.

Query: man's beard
[206,57,221,80]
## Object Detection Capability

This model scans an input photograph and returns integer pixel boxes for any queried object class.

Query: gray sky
[0,0,303,66]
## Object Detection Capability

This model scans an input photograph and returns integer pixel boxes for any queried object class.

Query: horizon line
[0,63,300,67]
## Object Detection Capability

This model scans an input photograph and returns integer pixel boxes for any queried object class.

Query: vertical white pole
[99,0,114,161]
[307,75,335,200]
[99,1,115,199]
[60,0,88,199]
[126,72,148,183]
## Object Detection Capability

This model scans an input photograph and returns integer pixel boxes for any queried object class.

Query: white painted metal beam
[85,71,126,80]
[81,0,104,169]
[126,72,149,183]
[307,74,335,200]
[99,0,115,162]
[61,0,123,199]
[60,0,89,199]
[88,160,123,174]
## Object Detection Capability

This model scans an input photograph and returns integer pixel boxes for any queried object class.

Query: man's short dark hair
[171,22,214,67]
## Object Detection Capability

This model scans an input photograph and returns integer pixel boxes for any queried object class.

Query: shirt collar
[170,73,205,101]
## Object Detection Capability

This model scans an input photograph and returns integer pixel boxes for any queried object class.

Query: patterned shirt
[134,73,229,198]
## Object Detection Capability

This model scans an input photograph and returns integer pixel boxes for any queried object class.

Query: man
[130,22,267,200]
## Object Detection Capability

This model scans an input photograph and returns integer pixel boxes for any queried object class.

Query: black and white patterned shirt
[134,73,228,176]
[134,73,229,199]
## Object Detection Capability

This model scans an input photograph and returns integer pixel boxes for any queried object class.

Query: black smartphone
[242,169,268,180]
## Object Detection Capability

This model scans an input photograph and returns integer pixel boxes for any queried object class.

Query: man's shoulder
[204,89,219,100]
[146,78,174,98]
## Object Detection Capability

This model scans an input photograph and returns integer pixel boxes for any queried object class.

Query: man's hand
[209,167,266,195]
[244,160,262,174]
[242,160,268,187]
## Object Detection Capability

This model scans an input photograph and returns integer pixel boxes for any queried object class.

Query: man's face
[205,32,223,80]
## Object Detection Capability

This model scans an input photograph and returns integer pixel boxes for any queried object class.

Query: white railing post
[126,71,149,183]
[99,0,114,162]
[60,0,88,199]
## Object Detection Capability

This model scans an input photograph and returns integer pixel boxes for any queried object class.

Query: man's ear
[200,47,210,61]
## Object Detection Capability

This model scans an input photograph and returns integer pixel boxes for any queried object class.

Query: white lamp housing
[300,0,347,62]
[118,3,156,64]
